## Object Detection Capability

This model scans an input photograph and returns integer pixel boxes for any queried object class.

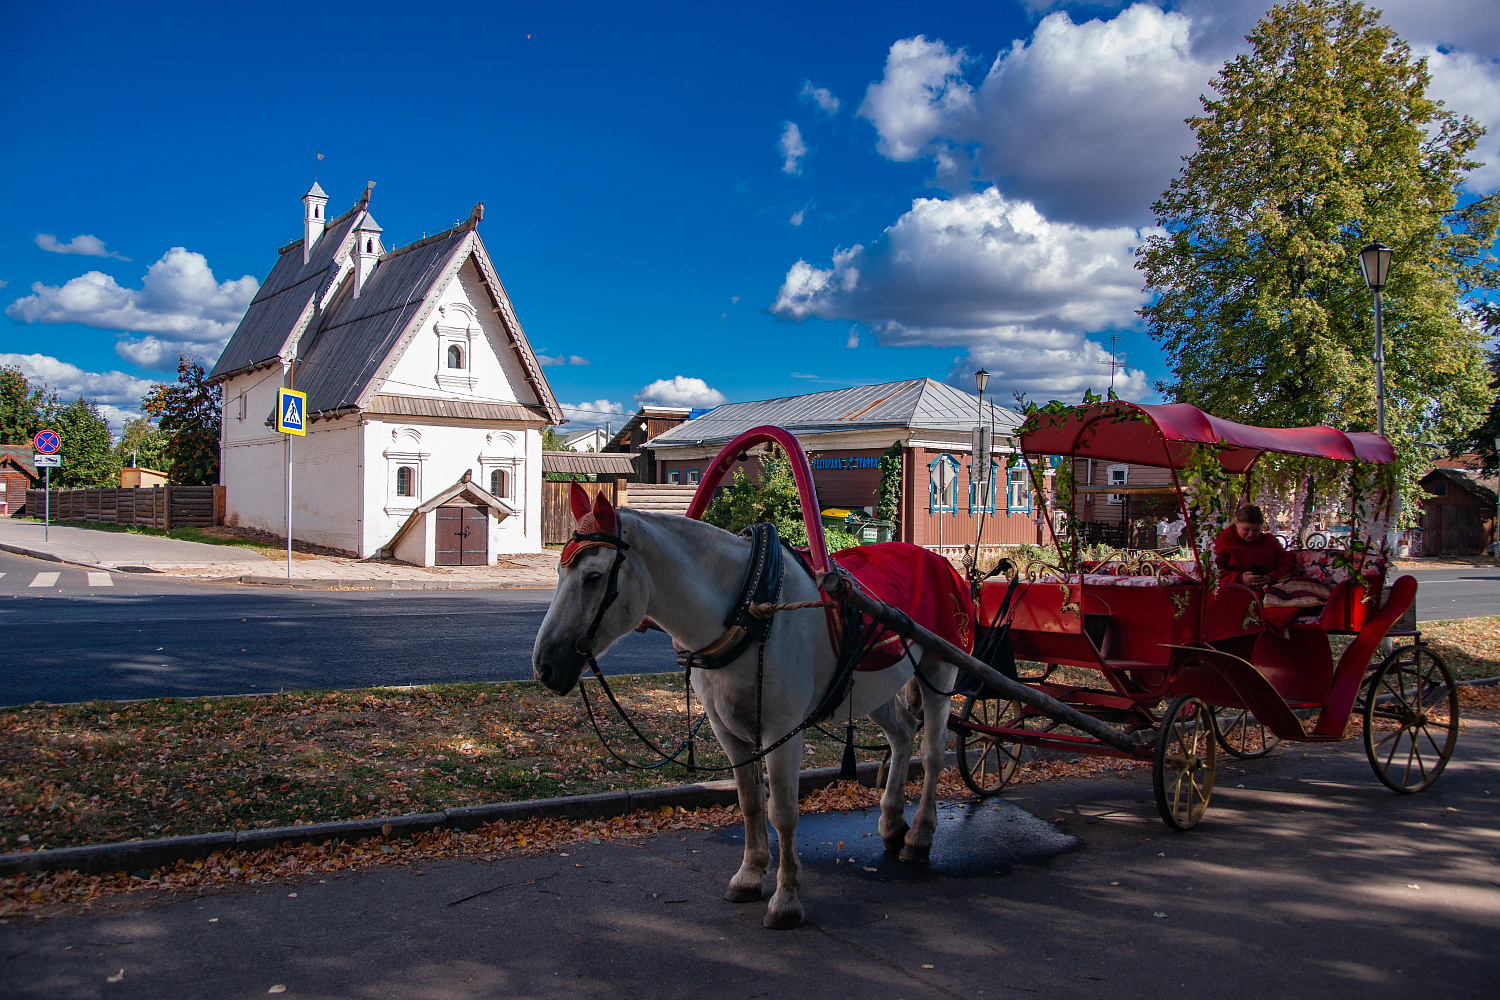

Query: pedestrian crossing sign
[276,387,307,436]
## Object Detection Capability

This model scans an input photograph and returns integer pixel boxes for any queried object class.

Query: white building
[563,427,611,452]
[208,183,563,564]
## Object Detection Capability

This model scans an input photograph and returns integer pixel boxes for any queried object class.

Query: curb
[0,541,117,575]
[0,758,921,878]
[237,575,554,591]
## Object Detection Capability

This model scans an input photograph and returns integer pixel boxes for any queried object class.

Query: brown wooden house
[1419,464,1497,556]
[0,446,39,517]
[601,406,692,483]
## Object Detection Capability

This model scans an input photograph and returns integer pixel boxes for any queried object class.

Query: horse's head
[533,483,650,694]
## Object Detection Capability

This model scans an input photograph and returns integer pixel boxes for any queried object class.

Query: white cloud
[779,122,808,175]
[858,9,1208,225]
[1422,47,1500,191]
[799,80,842,115]
[35,233,131,261]
[790,205,808,226]
[771,187,1152,396]
[846,327,859,349]
[0,352,155,428]
[538,353,591,367]
[559,398,626,428]
[5,247,258,371]
[634,376,728,409]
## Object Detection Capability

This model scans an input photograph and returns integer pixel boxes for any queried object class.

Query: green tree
[542,426,575,451]
[702,450,860,550]
[114,416,173,475]
[1446,304,1499,473]
[875,441,903,529]
[49,398,120,488]
[1137,0,1498,516]
[0,366,52,445]
[141,357,221,486]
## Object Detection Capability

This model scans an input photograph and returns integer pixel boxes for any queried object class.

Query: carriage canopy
[1018,401,1395,474]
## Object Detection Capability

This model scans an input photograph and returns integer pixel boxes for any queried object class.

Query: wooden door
[461,506,488,565]
[435,506,463,565]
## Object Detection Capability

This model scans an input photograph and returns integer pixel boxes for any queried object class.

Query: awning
[1020,402,1395,473]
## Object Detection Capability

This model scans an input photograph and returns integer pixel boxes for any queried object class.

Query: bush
[702,449,861,552]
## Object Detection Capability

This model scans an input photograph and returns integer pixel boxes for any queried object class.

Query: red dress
[1213,527,1295,586]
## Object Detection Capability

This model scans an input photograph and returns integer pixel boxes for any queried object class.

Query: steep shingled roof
[648,378,1021,449]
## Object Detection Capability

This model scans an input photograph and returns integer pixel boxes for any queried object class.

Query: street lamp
[1359,242,1393,437]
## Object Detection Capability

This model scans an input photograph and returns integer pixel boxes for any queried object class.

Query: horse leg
[721,732,770,903]
[868,698,916,853]
[761,734,805,929]
[901,657,957,864]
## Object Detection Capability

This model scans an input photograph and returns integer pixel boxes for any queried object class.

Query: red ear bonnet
[560,486,622,567]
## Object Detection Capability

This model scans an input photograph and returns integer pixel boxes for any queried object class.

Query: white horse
[532,491,957,929]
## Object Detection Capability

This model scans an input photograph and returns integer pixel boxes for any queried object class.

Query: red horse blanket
[818,542,974,671]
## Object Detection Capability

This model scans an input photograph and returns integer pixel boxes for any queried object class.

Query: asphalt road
[0,550,675,707]
[0,549,1495,706]
[3,712,1496,998]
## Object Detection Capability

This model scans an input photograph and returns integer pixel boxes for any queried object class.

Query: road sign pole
[44,466,49,542]
[286,434,293,581]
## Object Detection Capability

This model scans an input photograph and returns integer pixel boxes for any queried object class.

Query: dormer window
[314,206,320,218]
[365,238,373,253]
[447,345,464,369]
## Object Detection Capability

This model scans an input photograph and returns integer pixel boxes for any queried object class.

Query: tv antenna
[1098,335,1125,394]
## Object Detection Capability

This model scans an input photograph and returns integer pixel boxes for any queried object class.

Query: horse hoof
[762,906,804,930]
[881,822,910,854]
[899,843,931,864]
[725,883,763,903]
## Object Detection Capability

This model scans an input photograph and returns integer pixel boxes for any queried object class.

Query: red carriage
[950,401,1459,829]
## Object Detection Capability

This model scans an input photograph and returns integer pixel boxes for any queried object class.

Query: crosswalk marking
[87,572,113,587]
[29,572,60,587]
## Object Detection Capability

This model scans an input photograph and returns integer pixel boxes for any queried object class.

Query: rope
[745,599,837,619]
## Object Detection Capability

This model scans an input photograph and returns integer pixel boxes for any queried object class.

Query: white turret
[351,212,383,296]
[302,181,328,264]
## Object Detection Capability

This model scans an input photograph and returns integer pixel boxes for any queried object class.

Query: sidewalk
[0,517,560,589]
[0,518,269,576]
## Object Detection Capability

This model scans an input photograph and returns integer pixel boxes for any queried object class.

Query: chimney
[302,181,329,264]
[351,212,383,297]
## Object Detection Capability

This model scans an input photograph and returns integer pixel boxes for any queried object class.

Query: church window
[447,345,464,369]
[396,466,415,497]
[314,205,320,218]
[490,468,510,498]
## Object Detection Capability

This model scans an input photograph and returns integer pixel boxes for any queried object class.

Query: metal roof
[208,206,360,381]
[648,378,1021,448]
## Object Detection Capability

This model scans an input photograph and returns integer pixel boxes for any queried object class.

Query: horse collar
[675,522,785,671]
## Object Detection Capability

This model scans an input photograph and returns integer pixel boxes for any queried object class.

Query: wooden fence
[541,479,627,544]
[24,485,225,529]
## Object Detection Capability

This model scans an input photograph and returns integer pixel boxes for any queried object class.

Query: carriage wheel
[1213,708,1282,759]
[1363,645,1459,794]
[954,696,1054,797]
[1153,694,1217,831]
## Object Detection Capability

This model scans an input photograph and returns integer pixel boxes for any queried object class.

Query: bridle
[570,528,631,664]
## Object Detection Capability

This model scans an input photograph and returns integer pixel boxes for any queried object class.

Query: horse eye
[584,571,603,584]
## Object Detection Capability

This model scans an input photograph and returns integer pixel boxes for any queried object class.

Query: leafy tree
[1137,0,1498,517]
[0,366,52,446]
[1446,303,1499,473]
[875,441,903,530]
[541,426,575,451]
[141,357,221,486]
[702,450,860,550]
[114,416,173,475]
[49,398,119,488]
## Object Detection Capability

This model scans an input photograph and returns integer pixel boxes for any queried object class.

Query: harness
[568,517,890,776]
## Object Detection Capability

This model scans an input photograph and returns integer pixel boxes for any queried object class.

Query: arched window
[447,345,463,369]
[490,468,510,498]
[314,205,320,219]
[396,466,415,497]
[365,238,373,253]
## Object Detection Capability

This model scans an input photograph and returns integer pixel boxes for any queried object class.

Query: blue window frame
[1007,462,1032,513]
[928,453,960,514]
[968,458,999,514]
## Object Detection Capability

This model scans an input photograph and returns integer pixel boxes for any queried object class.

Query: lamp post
[975,367,990,505]
[1358,242,1393,437]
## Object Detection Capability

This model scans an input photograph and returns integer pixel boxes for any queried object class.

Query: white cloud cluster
[35,233,131,260]
[772,187,1151,396]
[857,8,1208,225]
[634,376,727,409]
[1422,46,1500,192]
[538,353,591,367]
[0,352,155,428]
[779,122,807,175]
[799,80,842,115]
[5,247,258,371]
[559,398,626,429]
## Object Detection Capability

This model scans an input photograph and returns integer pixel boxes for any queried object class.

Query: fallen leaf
[922,964,934,969]
[1110,881,1120,886]
[269,987,287,995]
[1406,884,1420,889]
[863,867,878,873]
[1153,912,1167,918]
[107,970,125,982]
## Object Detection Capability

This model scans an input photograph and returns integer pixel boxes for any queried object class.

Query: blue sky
[3,0,1498,431]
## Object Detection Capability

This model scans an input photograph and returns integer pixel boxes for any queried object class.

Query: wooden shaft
[818,570,1145,756]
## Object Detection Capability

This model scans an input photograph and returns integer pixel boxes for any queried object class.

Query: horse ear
[570,482,592,520]
[592,488,618,535]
